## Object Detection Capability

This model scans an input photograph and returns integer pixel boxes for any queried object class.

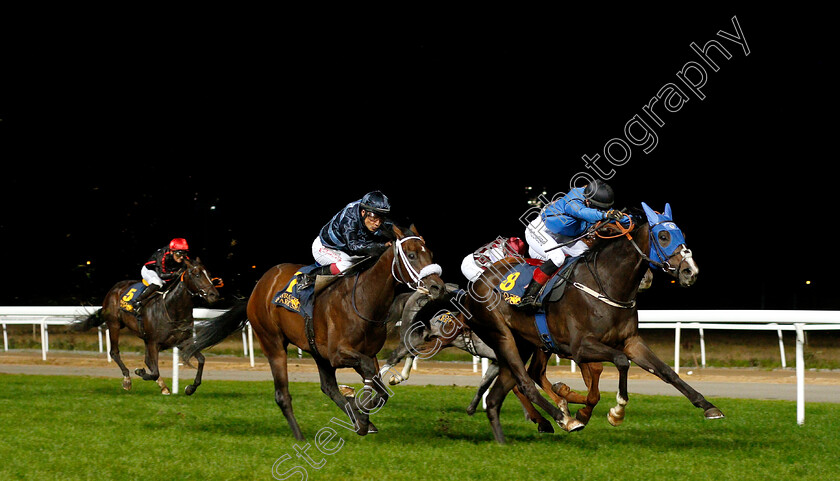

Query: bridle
[180,264,222,301]
[391,236,442,294]
[351,235,443,324]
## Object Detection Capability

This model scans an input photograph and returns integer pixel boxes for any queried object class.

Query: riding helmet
[360,191,391,215]
[169,238,190,251]
[584,180,615,209]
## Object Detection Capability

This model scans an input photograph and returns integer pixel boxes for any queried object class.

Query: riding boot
[131,284,161,336]
[296,265,334,291]
[518,260,559,310]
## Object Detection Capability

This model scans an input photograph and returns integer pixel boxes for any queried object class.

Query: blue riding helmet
[642,202,687,267]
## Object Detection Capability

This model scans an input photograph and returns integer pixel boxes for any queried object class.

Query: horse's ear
[195,257,201,264]
[409,223,418,237]
[641,202,660,225]
[663,203,673,221]
[392,224,404,239]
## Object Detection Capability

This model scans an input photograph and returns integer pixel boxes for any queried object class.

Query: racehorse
[180,225,445,441]
[453,203,722,443]
[71,258,222,394]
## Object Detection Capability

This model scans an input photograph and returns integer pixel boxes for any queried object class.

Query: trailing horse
[71,258,221,394]
[180,225,444,441]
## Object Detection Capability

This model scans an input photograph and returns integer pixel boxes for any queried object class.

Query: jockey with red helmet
[129,238,190,319]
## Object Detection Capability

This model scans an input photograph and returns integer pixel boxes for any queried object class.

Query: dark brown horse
[71,258,222,394]
[451,204,722,443]
[181,225,445,441]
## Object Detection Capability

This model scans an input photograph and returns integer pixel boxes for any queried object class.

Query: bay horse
[71,258,222,394]
[451,203,722,443]
[180,225,445,441]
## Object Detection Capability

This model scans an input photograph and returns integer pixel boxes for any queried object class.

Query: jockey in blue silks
[521,179,623,309]
[297,191,393,290]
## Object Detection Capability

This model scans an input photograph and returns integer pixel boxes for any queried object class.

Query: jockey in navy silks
[298,191,394,290]
[520,180,623,309]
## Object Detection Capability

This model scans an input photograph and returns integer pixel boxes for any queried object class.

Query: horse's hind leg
[184,351,205,396]
[623,335,724,420]
[265,341,304,441]
[107,323,132,390]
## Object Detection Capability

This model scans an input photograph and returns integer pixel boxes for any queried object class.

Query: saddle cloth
[119,280,150,313]
[272,265,319,320]
[495,256,581,308]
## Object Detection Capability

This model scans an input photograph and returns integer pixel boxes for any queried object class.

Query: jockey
[461,236,527,283]
[130,238,190,321]
[298,191,394,290]
[520,180,622,309]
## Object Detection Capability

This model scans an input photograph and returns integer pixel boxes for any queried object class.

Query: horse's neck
[594,223,651,295]
[159,279,193,317]
[357,246,397,305]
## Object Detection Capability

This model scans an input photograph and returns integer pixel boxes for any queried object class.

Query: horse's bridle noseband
[391,236,442,294]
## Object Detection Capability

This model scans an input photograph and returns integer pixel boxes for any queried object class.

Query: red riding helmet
[169,238,190,251]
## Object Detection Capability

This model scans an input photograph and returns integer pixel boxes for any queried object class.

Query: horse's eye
[658,231,670,245]
[408,252,417,260]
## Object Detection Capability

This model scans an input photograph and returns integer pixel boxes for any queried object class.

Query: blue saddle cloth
[119,280,150,313]
[494,257,581,353]
[495,257,579,307]
[272,265,319,319]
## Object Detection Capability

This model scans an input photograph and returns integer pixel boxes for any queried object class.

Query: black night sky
[1,8,836,310]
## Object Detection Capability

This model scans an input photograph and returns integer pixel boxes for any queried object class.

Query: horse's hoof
[368,423,379,434]
[537,420,555,434]
[122,379,132,391]
[185,385,196,396]
[704,407,725,420]
[160,388,171,395]
[608,411,625,427]
[388,375,403,386]
[338,385,355,397]
[466,405,476,416]
[134,368,145,377]
[565,418,585,432]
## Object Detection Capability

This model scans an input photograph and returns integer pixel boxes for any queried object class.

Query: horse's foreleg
[573,362,603,425]
[623,335,724,420]
[316,357,370,437]
[184,351,205,396]
[484,362,517,444]
[467,361,498,415]
[512,386,554,434]
[495,337,579,432]
[574,336,632,426]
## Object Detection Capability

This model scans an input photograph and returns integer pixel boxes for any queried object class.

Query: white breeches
[141,266,165,287]
[525,216,589,267]
[312,237,364,273]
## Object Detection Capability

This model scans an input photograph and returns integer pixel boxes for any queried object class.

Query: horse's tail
[68,308,107,332]
[179,301,248,361]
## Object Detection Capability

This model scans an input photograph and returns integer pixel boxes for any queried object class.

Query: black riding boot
[518,260,559,310]
[296,265,334,291]
[131,284,160,335]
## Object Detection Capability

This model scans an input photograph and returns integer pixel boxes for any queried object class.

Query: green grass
[1,374,838,481]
